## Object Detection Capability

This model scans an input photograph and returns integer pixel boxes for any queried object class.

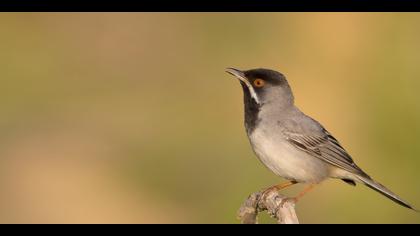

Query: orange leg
[272,181,298,191]
[291,184,316,203]
[261,181,297,196]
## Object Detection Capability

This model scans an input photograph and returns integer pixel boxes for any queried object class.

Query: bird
[226,67,415,210]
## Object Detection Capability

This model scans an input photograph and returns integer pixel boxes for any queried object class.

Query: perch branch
[237,189,299,224]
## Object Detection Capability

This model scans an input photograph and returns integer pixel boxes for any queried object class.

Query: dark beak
[225,68,249,85]
[225,67,260,104]
[226,67,245,79]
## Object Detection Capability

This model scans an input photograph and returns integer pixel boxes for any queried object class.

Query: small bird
[226,67,414,210]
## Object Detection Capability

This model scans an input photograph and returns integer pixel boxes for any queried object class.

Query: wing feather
[284,128,365,176]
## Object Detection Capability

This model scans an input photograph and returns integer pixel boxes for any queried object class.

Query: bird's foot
[259,181,297,204]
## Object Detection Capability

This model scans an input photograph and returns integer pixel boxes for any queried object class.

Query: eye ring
[253,79,265,88]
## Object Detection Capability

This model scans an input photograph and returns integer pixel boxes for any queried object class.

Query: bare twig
[237,189,299,224]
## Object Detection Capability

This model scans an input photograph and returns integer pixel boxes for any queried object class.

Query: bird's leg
[289,184,315,203]
[271,181,298,192]
[260,181,297,200]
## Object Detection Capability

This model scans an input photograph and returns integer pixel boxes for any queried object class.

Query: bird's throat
[242,83,261,134]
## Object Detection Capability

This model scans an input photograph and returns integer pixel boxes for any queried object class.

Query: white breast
[249,128,330,183]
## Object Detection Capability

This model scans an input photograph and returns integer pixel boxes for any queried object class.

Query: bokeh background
[0,13,419,224]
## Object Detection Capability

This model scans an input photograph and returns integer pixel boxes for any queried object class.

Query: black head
[226,67,295,134]
[226,68,294,106]
[244,68,288,87]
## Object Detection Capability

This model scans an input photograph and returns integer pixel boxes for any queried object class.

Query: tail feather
[357,175,416,211]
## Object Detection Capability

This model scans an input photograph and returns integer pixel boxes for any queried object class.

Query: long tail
[357,175,415,210]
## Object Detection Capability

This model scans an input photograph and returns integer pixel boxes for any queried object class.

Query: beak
[225,68,249,85]
[226,67,261,104]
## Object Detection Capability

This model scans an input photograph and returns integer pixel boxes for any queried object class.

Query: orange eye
[253,79,265,87]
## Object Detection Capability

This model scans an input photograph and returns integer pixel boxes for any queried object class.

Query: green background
[0,13,419,223]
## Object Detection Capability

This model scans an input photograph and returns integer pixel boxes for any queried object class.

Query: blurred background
[0,13,419,223]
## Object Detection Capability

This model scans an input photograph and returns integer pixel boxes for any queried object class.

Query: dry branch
[237,189,299,224]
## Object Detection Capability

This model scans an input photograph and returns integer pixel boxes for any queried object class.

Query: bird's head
[226,68,294,107]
